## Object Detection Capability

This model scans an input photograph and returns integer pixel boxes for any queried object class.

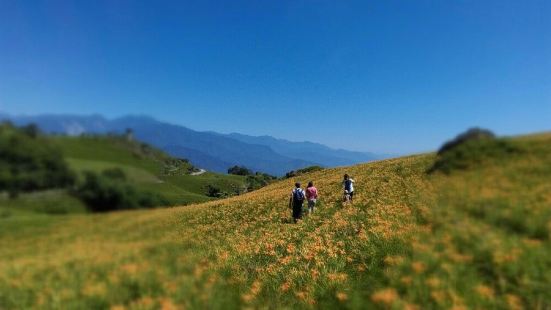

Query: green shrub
[161,158,198,176]
[429,128,520,174]
[246,172,277,191]
[73,170,168,212]
[205,184,229,198]
[0,122,75,198]
[285,165,324,178]
[227,165,253,176]
[437,128,496,155]
[101,168,127,181]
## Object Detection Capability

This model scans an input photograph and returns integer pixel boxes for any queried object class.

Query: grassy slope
[56,136,248,203]
[55,136,165,174]
[0,134,550,309]
[0,136,248,214]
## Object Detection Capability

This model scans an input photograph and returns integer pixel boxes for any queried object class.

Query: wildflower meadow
[1,134,550,309]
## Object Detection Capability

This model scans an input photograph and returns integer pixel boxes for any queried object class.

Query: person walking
[289,182,306,223]
[342,174,355,202]
[305,181,318,214]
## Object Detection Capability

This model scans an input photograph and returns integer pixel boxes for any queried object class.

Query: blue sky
[1,0,549,154]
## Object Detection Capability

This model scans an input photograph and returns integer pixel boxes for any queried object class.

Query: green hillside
[0,133,550,309]
[56,135,249,204]
[0,135,248,214]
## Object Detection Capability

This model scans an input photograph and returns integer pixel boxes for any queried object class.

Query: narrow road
[190,169,206,176]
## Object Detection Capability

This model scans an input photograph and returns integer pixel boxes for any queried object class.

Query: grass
[0,136,250,214]
[66,159,163,184]
[0,190,87,215]
[0,133,550,309]
[53,136,168,175]
[1,135,248,214]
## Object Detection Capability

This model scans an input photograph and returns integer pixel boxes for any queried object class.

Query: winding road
[190,169,206,176]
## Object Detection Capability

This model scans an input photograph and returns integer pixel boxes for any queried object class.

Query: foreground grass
[0,134,550,309]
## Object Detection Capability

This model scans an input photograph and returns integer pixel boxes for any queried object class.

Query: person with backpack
[305,181,318,214]
[342,174,355,202]
[289,182,305,223]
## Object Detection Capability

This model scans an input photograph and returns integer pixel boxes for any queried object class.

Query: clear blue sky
[1,0,549,154]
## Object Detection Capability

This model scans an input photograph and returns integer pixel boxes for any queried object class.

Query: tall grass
[0,134,550,309]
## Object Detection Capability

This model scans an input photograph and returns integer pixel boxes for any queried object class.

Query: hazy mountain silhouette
[224,133,382,167]
[0,113,383,175]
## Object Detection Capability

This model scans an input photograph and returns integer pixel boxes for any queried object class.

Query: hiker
[342,174,355,202]
[289,182,305,223]
[305,181,318,214]
[343,190,351,203]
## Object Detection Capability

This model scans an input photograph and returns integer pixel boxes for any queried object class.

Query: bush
[205,185,229,198]
[161,158,198,176]
[0,122,75,198]
[227,165,253,176]
[102,168,127,181]
[285,166,324,178]
[429,128,520,174]
[73,170,168,212]
[437,128,496,155]
[246,172,277,191]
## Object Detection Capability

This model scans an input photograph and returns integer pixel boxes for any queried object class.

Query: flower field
[1,134,550,309]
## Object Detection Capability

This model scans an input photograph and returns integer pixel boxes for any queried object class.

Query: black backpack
[344,179,352,191]
[293,189,305,202]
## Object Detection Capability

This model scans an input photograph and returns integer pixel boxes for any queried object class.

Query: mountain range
[0,113,384,175]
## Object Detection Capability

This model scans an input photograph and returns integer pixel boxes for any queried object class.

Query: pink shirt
[305,187,318,200]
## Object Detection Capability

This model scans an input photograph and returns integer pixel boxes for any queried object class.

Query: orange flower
[475,285,494,299]
[295,291,308,300]
[411,261,426,274]
[404,304,420,310]
[384,255,404,266]
[286,244,295,254]
[280,282,291,292]
[336,292,348,302]
[327,273,348,283]
[426,276,441,288]
[159,298,179,310]
[120,263,138,275]
[371,288,399,306]
[311,269,320,280]
[241,293,254,303]
[506,294,522,310]
[430,290,446,303]
[218,251,229,261]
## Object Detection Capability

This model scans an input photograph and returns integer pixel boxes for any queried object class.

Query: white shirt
[343,179,355,192]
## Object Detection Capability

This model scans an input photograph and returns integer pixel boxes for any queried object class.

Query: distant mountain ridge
[224,133,381,167]
[0,113,384,175]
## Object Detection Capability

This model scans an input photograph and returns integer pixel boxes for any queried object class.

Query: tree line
[0,122,166,212]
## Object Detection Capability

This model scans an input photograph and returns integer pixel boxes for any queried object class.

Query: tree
[437,128,496,155]
[73,170,168,212]
[205,184,223,197]
[428,128,518,174]
[285,166,324,179]
[21,123,40,138]
[227,165,252,176]
[0,123,75,198]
